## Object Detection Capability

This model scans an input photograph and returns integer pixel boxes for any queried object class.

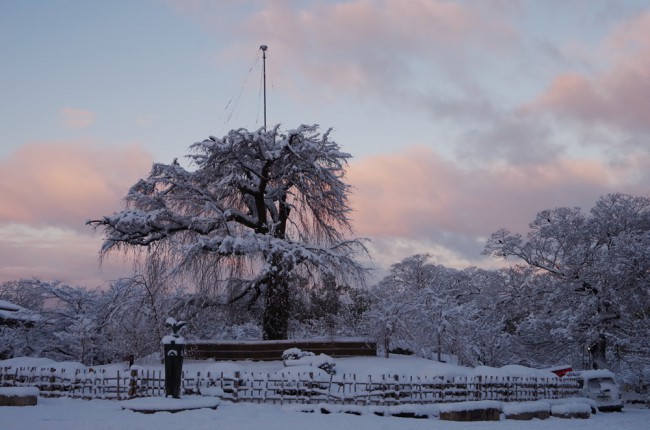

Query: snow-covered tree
[484,193,650,370]
[88,125,367,340]
[1,276,183,364]
[0,279,102,363]
[364,279,419,358]
[364,254,489,364]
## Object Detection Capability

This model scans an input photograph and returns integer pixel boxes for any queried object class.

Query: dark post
[163,317,187,398]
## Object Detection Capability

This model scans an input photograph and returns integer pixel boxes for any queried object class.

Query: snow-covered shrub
[282,348,314,363]
[282,348,336,375]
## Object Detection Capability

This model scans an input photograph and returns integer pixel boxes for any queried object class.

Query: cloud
[348,146,650,267]
[0,223,133,286]
[453,106,563,166]
[0,140,153,230]
[234,0,515,93]
[135,114,157,126]
[61,107,96,129]
[0,140,153,285]
[525,11,650,133]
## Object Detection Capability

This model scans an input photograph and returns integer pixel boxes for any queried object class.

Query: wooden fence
[0,366,579,405]
[0,366,137,400]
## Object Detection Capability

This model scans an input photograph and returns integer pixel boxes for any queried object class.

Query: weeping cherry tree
[88,125,367,340]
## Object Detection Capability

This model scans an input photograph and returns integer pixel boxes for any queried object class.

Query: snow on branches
[88,124,367,339]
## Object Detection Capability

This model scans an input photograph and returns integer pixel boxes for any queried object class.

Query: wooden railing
[0,365,579,405]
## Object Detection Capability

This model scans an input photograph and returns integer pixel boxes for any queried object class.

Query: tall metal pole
[260,45,268,130]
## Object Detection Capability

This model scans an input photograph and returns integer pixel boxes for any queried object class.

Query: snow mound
[502,400,550,414]
[120,396,220,413]
[551,402,592,415]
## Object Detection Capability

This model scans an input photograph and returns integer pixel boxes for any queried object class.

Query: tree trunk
[261,256,291,340]
[590,334,608,369]
[383,334,390,358]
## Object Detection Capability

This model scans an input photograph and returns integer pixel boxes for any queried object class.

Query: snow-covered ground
[2,354,647,429]
[2,397,648,430]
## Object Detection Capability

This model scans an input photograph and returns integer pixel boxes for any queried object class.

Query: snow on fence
[0,366,136,399]
[0,366,579,405]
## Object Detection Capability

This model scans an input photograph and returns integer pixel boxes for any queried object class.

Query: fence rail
[0,366,579,405]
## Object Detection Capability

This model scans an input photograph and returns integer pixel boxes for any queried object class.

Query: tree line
[2,197,648,389]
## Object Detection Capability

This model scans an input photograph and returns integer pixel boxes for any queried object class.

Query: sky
[2,0,650,287]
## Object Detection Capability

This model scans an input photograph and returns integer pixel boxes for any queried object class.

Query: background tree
[364,279,418,358]
[484,193,650,370]
[363,254,486,364]
[0,279,102,363]
[88,125,367,340]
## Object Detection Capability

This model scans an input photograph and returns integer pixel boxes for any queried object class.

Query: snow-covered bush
[282,348,336,375]
[282,348,314,362]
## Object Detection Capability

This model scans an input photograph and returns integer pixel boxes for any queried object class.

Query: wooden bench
[185,338,377,361]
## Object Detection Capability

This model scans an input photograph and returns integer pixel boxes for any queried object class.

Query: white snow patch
[502,400,550,414]
[120,396,220,412]
[551,402,592,415]
[0,387,40,397]
[162,335,185,345]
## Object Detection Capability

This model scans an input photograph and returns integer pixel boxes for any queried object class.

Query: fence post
[394,374,400,405]
[307,372,313,403]
[280,372,285,406]
[49,368,55,393]
[128,368,138,399]
[233,371,240,403]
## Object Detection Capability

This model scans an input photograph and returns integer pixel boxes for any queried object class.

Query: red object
[548,366,573,377]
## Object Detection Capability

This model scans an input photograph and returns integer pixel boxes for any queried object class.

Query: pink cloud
[61,107,96,129]
[0,141,153,284]
[0,140,153,230]
[526,11,650,131]
[0,224,133,286]
[348,147,461,236]
[348,146,650,241]
[233,0,515,92]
